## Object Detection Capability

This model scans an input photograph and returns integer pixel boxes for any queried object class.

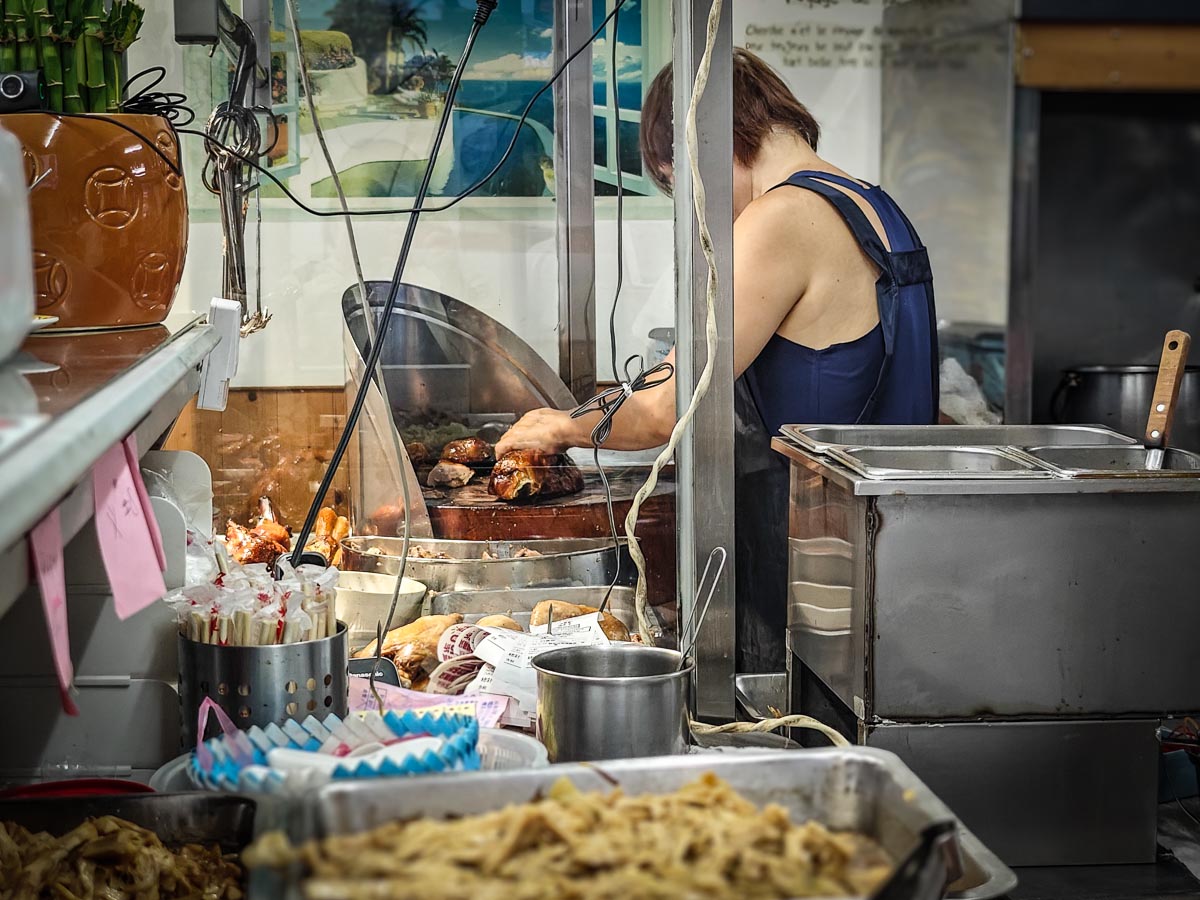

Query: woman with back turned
[498,49,938,672]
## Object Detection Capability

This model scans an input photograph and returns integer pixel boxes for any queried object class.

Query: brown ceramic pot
[0,113,188,330]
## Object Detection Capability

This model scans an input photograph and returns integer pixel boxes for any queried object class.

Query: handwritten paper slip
[474,623,611,715]
[93,442,167,619]
[122,435,166,570]
[29,508,79,715]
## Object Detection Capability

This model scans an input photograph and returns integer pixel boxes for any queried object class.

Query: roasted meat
[304,507,350,566]
[225,520,287,566]
[530,599,630,641]
[427,460,474,488]
[441,437,495,468]
[405,441,433,465]
[252,496,291,545]
[353,614,463,689]
[476,614,523,632]
[488,450,584,502]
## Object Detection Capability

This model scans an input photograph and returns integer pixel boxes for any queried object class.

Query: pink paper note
[29,508,79,716]
[121,435,166,572]
[93,443,167,619]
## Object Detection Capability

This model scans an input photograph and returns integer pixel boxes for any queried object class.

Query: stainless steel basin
[828,446,1050,480]
[1022,445,1200,478]
[734,672,789,720]
[781,424,1138,454]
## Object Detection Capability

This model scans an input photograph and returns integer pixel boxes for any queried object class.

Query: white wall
[734,0,886,183]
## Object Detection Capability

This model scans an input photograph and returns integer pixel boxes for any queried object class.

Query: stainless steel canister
[177,625,349,749]
[532,644,691,762]
[1053,365,1200,449]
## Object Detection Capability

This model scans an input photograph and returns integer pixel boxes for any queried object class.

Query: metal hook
[677,546,726,669]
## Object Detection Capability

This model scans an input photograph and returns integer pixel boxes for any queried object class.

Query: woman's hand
[495,408,578,457]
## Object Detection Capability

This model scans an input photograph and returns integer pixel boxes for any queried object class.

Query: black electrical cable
[172,0,633,220]
[608,3,625,385]
[289,0,497,562]
[571,354,674,610]
[120,65,196,126]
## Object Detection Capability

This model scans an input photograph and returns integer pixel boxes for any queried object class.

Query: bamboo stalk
[32,0,60,110]
[80,0,102,112]
[15,0,37,72]
[61,0,82,112]
[0,1,15,75]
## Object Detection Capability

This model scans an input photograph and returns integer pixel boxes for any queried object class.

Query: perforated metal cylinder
[178,625,349,749]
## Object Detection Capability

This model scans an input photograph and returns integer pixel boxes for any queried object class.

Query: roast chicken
[530,599,630,642]
[353,614,463,690]
[476,614,523,632]
[488,450,584,502]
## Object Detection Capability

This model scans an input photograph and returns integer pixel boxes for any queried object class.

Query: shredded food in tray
[0,815,244,900]
[250,774,892,900]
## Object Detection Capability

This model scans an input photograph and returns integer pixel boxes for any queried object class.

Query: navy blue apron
[735,171,938,673]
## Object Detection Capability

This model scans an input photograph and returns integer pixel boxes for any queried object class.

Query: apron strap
[770,173,893,279]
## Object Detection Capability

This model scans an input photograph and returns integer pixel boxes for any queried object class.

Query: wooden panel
[164,388,349,530]
[1017,23,1200,90]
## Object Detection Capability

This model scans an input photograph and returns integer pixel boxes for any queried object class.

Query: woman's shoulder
[736,184,837,252]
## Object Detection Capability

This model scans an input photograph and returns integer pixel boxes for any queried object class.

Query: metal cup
[532,644,691,762]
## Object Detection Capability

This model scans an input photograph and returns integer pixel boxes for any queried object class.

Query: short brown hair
[640,48,820,194]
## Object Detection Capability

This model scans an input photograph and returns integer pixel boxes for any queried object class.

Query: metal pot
[533,644,691,763]
[1053,365,1200,450]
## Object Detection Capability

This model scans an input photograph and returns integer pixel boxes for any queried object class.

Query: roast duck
[353,614,463,690]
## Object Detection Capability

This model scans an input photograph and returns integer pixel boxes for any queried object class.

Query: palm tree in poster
[327,0,427,93]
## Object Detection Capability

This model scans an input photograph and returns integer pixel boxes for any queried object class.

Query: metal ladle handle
[677,547,726,669]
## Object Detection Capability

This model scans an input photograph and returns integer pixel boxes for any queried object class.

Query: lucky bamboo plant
[0,0,145,113]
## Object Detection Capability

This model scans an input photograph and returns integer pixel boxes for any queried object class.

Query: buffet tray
[781,424,1139,455]
[825,446,1052,480]
[428,584,667,643]
[1015,445,1200,478]
[312,748,1016,900]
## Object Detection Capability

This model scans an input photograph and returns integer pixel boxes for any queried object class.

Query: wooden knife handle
[1146,329,1192,448]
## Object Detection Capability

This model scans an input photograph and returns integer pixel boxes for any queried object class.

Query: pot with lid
[1052,365,1200,450]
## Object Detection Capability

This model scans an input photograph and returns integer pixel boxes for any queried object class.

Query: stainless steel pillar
[553,0,598,401]
[672,0,736,719]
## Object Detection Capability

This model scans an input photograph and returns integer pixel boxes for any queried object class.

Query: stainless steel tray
[1017,445,1200,479]
[781,424,1138,455]
[341,536,625,593]
[826,446,1052,480]
[312,748,1017,900]
[428,584,667,644]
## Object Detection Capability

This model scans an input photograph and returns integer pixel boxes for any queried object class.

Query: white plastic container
[477,727,549,770]
[0,125,35,365]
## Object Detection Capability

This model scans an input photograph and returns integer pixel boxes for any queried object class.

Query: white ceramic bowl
[335,571,426,653]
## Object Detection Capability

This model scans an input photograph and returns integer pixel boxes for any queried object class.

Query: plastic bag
[939,357,1000,426]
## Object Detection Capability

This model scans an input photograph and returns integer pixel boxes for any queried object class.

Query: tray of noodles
[244,748,1015,899]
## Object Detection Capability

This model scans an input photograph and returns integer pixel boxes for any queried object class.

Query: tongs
[872,820,962,900]
[1145,329,1191,469]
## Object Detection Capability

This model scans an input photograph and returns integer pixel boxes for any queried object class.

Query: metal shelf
[0,320,218,622]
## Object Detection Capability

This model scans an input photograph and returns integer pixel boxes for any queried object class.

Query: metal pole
[553,0,598,401]
[673,0,736,720]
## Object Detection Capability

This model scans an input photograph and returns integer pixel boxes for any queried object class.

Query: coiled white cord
[625,0,725,643]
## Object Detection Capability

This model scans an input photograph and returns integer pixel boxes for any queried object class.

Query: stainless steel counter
[773,425,1200,867]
